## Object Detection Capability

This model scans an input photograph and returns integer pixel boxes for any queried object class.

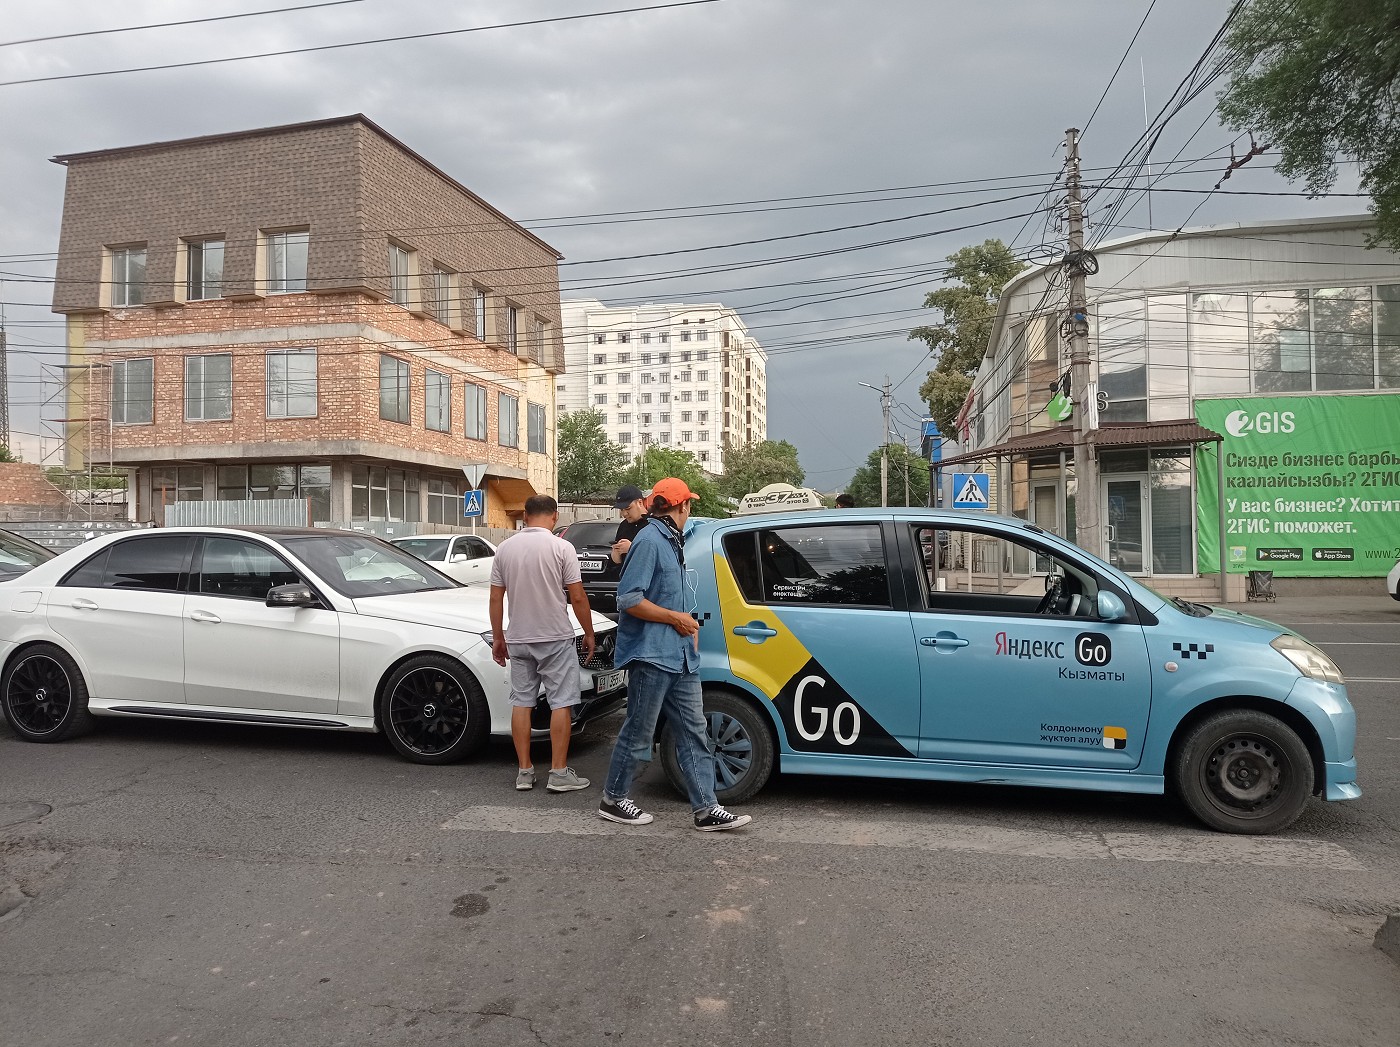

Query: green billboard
[1196,394,1400,576]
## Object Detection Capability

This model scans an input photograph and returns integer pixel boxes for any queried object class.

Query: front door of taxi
[909,524,1152,769]
[713,520,921,760]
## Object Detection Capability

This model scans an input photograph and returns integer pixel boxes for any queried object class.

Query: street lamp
[858,378,892,507]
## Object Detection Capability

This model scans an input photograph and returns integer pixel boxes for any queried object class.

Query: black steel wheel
[660,690,775,805]
[379,654,489,764]
[1172,709,1313,835]
[1,644,93,742]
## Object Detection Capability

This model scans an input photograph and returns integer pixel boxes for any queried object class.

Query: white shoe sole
[547,780,590,793]
[694,814,752,832]
[597,808,654,825]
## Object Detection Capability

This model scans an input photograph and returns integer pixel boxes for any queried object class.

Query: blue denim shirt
[615,516,698,673]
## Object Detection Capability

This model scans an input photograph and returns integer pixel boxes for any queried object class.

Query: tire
[660,690,775,805]
[379,654,490,765]
[1,643,94,743]
[1172,709,1313,835]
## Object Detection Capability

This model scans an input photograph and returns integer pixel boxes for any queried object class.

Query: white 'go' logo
[794,675,861,746]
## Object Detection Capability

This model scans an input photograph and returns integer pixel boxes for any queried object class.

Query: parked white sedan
[0,527,625,763]
[390,533,496,585]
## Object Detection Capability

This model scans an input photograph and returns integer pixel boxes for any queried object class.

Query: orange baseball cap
[650,477,699,508]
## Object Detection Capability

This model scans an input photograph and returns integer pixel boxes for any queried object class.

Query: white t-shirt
[489,526,583,643]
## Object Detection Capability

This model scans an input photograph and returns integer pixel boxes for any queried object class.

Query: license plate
[592,669,625,694]
[579,559,605,572]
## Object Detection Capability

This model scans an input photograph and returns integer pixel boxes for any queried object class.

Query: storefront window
[351,464,420,522]
[1189,292,1250,396]
[152,466,204,507]
[1097,297,1146,421]
[1312,286,1373,390]
[1147,295,1189,419]
[1380,284,1400,389]
[1251,289,1311,392]
[1149,451,1193,575]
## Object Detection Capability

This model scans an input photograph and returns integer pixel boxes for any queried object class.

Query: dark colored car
[0,528,56,582]
[560,519,624,615]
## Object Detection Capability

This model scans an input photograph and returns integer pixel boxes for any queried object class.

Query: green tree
[621,445,729,518]
[844,444,930,508]
[557,409,627,503]
[910,239,1024,436]
[0,444,18,463]
[717,439,805,499]
[1218,0,1400,247]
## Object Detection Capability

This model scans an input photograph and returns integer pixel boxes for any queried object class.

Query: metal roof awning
[938,418,1222,469]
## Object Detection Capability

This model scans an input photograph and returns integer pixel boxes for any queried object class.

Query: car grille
[577,631,615,670]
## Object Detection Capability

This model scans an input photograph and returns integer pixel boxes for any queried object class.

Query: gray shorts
[507,638,581,710]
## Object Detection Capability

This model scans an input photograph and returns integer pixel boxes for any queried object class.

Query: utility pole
[859,377,893,507]
[1064,128,1101,557]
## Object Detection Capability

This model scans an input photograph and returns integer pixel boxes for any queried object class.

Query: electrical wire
[0,0,374,48]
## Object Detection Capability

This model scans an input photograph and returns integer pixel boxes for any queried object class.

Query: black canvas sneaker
[597,797,654,825]
[693,805,752,832]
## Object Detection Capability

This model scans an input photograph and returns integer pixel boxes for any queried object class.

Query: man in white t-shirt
[489,495,596,793]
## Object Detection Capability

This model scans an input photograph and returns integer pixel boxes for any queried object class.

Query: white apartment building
[558,299,767,471]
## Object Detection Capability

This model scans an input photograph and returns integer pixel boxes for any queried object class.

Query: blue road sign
[463,488,486,518]
[951,472,990,509]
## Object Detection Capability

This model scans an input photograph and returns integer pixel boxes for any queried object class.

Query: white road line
[1317,641,1400,646]
[1345,678,1400,683]
[441,805,1363,870]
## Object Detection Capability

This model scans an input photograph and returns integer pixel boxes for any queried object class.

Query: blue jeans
[605,661,717,812]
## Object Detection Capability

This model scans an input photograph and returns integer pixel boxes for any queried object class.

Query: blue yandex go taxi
[654,508,1358,834]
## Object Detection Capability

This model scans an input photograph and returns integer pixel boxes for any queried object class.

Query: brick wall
[0,464,77,510]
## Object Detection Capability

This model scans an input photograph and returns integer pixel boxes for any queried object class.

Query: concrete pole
[1065,128,1101,557]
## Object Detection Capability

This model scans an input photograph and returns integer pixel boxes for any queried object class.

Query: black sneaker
[693,805,751,832]
[598,797,654,826]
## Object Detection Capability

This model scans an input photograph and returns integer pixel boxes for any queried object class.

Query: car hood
[1206,604,1294,637]
[351,586,614,634]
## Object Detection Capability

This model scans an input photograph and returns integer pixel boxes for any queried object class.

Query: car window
[0,531,52,568]
[394,537,450,561]
[914,525,1100,618]
[61,535,193,592]
[562,521,618,549]
[281,533,457,598]
[199,537,303,601]
[458,538,492,560]
[724,523,890,608]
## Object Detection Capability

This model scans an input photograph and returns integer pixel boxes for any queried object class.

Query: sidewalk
[1217,592,1400,624]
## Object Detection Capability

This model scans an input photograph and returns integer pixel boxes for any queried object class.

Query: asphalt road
[1,595,1397,1047]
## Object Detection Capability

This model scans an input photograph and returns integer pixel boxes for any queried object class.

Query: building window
[593,354,607,366]
[660,432,671,444]
[351,465,420,522]
[112,357,153,425]
[264,230,309,293]
[594,374,608,385]
[659,392,670,403]
[474,288,489,341]
[109,246,146,307]
[698,390,709,402]
[388,244,412,306]
[535,319,548,360]
[379,355,411,424]
[617,372,631,384]
[464,383,487,440]
[186,239,223,301]
[640,333,651,344]
[641,373,653,384]
[596,412,607,425]
[594,393,607,405]
[619,412,631,424]
[659,353,670,365]
[618,332,630,344]
[266,348,317,419]
[184,353,232,421]
[699,450,709,463]
[618,352,631,364]
[594,334,606,345]
[697,349,709,361]
[640,392,652,404]
[527,402,547,453]
[425,369,451,432]
[507,306,519,354]
[152,466,205,507]
[699,430,709,441]
[659,332,669,343]
[432,266,455,325]
[698,369,709,381]
[679,370,692,382]
[619,432,633,444]
[681,411,692,422]
[697,329,710,341]
[640,353,652,365]
[680,330,691,342]
[427,477,461,525]
[660,412,671,423]
[641,413,652,424]
[498,392,519,447]
[218,463,329,518]
[618,392,631,404]
[680,390,692,402]
[681,431,692,442]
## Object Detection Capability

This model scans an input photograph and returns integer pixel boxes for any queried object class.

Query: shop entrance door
[1102,475,1148,574]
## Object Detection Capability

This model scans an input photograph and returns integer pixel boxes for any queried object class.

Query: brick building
[50,115,564,528]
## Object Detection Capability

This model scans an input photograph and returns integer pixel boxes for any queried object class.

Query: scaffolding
[40,359,122,519]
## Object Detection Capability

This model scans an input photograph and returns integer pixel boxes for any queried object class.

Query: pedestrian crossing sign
[462,488,486,518]
[952,472,989,509]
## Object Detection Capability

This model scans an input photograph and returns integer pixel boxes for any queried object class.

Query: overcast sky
[0,0,1366,488]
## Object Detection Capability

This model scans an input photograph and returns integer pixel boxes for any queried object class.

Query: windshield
[392,537,450,561]
[282,534,458,598]
[0,531,53,569]
[562,521,619,550]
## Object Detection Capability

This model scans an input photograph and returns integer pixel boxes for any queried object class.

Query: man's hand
[670,610,700,637]
[580,633,596,662]
[492,636,509,666]
[610,538,631,563]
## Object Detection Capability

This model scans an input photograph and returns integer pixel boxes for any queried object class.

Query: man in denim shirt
[597,478,752,831]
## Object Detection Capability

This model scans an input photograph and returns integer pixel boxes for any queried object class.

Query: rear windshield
[562,521,618,549]
[393,537,450,561]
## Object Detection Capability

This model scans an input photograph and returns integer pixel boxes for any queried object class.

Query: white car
[390,533,496,585]
[1389,558,1400,601]
[0,527,625,764]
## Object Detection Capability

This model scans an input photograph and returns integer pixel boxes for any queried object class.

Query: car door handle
[920,635,969,648]
[70,598,98,611]
[732,622,778,641]
[189,609,222,624]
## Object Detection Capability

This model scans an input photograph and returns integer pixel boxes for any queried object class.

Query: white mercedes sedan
[389,533,496,586]
[0,527,625,764]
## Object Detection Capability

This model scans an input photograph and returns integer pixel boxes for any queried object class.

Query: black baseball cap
[613,484,645,509]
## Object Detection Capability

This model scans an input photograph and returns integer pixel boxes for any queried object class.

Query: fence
[164,499,312,527]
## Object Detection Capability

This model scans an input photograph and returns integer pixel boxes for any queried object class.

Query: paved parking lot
[2,595,1397,1046]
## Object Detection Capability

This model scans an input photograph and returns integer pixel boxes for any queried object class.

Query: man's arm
[488,584,508,666]
[624,596,698,637]
[616,536,697,637]
[565,581,595,661]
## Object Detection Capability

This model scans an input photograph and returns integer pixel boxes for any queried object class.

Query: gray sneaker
[546,767,590,793]
[515,767,536,791]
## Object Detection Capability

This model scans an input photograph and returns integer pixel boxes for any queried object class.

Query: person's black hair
[524,494,559,517]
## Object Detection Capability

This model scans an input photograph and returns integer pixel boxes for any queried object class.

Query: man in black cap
[610,485,647,565]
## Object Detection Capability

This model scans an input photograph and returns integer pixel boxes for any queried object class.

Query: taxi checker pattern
[1172,642,1215,660]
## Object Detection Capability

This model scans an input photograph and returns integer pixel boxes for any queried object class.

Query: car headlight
[479,631,494,645]
[1271,634,1344,684]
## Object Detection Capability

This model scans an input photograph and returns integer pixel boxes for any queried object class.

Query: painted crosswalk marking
[441,805,1362,870]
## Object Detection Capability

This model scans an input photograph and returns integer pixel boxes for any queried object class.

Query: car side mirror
[451,552,468,562]
[1096,591,1126,622]
[266,583,319,608]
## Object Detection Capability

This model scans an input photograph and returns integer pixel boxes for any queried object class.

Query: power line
[0,0,374,48]
[0,1,725,88]
[1082,0,1159,137]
